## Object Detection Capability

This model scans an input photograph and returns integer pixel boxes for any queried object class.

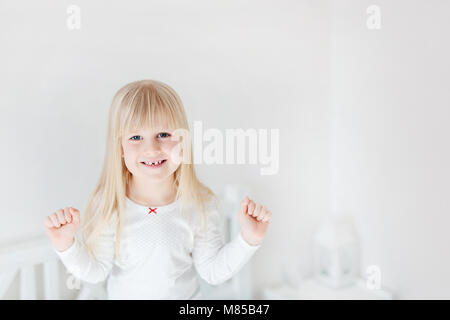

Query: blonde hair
[80,79,216,261]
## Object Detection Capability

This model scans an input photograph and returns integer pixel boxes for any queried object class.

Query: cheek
[167,159,181,174]
[162,141,182,156]
[161,142,182,168]
[122,145,139,160]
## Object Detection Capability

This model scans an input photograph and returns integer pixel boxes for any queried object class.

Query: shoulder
[190,196,224,232]
[100,209,118,234]
[180,194,220,215]
[204,194,220,212]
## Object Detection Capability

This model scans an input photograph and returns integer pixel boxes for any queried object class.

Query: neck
[127,174,177,207]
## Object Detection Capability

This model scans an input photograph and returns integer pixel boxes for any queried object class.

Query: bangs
[118,85,179,137]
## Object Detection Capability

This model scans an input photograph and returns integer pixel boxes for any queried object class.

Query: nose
[143,137,162,155]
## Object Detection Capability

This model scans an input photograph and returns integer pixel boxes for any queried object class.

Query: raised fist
[44,207,81,252]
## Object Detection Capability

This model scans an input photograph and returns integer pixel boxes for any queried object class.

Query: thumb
[239,196,250,215]
[70,207,80,224]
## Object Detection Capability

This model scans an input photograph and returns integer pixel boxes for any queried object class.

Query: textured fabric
[54,196,261,299]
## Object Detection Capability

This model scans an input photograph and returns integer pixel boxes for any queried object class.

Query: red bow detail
[148,207,157,215]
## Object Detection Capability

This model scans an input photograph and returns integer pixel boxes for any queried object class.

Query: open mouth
[140,159,167,168]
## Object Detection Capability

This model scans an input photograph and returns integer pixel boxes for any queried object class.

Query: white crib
[0,234,104,300]
[0,235,59,299]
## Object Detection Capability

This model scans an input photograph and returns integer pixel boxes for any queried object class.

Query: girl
[43,80,272,299]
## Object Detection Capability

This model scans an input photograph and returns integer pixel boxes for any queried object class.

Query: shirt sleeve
[192,201,261,286]
[53,214,117,284]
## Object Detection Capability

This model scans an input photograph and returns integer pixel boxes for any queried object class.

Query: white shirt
[54,196,261,299]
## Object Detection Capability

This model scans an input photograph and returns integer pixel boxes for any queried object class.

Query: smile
[141,160,167,168]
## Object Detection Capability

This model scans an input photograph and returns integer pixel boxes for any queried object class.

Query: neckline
[126,196,180,214]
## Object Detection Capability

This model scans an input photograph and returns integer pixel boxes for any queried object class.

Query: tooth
[143,160,163,165]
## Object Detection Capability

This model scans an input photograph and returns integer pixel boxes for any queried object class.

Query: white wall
[0,0,332,298]
[3,0,449,300]
[329,0,450,299]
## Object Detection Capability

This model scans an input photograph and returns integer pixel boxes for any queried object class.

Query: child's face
[121,125,181,182]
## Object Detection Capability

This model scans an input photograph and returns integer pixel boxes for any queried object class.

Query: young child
[43,79,272,299]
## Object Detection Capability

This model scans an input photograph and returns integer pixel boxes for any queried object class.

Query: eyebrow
[126,128,172,134]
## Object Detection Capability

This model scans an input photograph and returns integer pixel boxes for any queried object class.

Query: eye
[130,135,141,141]
[157,132,171,138]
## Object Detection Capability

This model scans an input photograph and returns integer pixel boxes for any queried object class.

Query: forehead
[129,125,171,133]
[123,113,176,134]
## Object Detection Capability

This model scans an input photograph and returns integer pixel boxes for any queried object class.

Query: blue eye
[158,132,171,138]
[130,135,141,141]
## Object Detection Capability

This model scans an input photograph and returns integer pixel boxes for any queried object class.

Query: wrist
[55,237,75,252]
[240,231,262,246]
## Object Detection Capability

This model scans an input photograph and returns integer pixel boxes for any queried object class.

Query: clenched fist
[44,207,80,252]
[238,196,272,246]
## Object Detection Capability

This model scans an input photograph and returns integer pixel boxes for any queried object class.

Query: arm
[192,204,261,286]
[54,215,116,284]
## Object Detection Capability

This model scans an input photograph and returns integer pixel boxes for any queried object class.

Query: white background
[0,0,448,299]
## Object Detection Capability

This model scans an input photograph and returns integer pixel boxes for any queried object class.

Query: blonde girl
[43,79,272,299]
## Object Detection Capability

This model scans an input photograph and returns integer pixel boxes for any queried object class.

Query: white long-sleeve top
[54,196,261,299]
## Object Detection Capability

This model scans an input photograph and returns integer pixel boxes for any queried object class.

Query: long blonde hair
[80,79,216,261]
